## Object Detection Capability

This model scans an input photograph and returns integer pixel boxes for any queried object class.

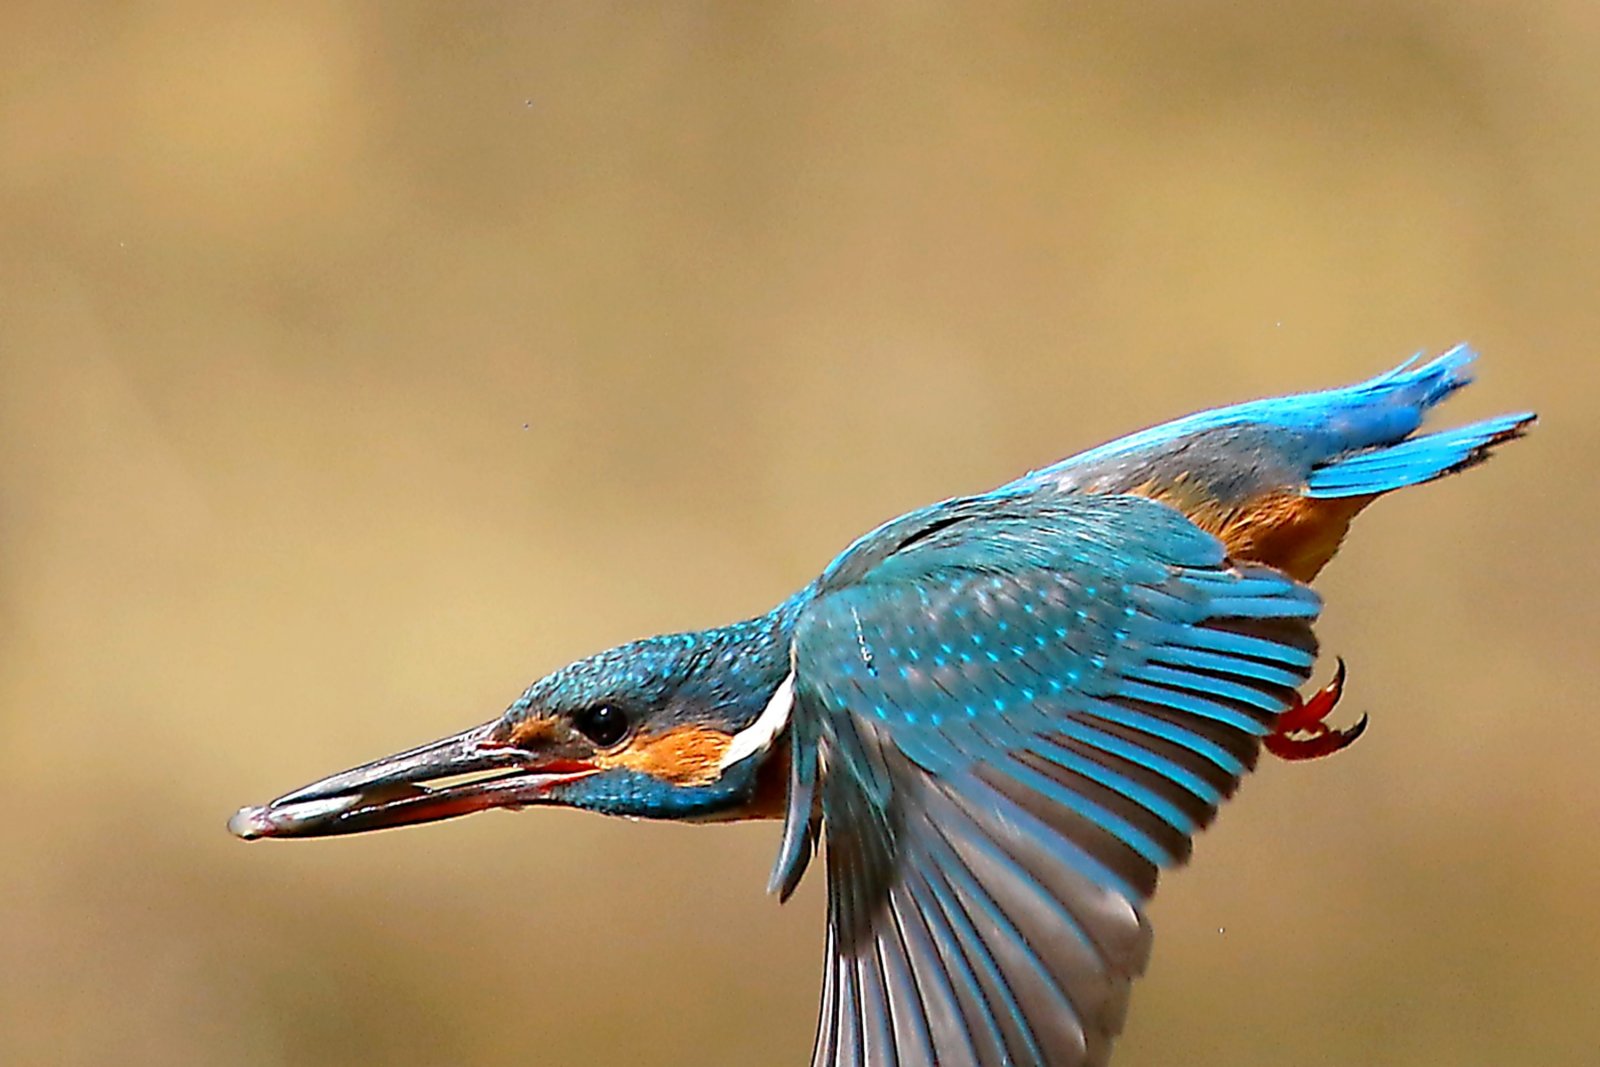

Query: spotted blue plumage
[774,493,1320,1067]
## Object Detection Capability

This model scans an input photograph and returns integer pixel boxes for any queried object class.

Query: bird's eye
[573,704,630,747]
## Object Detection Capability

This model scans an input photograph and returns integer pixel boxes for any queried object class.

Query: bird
[230,345,1532,1067]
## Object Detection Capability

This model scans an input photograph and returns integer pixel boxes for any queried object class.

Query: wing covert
[781,493,1320,1067]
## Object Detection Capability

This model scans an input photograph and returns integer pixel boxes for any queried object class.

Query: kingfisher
[231,346,1531,1067]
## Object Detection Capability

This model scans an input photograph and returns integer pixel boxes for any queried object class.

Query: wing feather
[784,494,1322,1066]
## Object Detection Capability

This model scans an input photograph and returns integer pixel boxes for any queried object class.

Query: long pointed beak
[227,720,597,840]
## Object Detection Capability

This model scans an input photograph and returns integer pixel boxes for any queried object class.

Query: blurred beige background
[1,3,1594,1065]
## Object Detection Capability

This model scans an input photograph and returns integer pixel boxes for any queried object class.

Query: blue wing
[777,494,1321,1067]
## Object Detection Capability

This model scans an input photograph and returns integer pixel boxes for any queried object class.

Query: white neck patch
[718,668,795,771]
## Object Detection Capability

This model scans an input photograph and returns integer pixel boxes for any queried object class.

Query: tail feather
[1010,343,1533,532]
[1354,344,1477,404]
[1021,344,1490,486]
[1306,411,1535,499]
[1296,344,1479,454]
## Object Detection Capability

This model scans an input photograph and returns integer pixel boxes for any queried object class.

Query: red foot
[1264,658,1368,762]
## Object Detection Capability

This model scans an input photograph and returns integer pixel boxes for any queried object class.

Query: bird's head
[229,615,795,840]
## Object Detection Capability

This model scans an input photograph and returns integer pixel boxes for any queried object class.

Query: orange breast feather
[1132,476,1372,582]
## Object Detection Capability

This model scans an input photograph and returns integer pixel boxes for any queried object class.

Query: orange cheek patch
[594,724,736,786]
